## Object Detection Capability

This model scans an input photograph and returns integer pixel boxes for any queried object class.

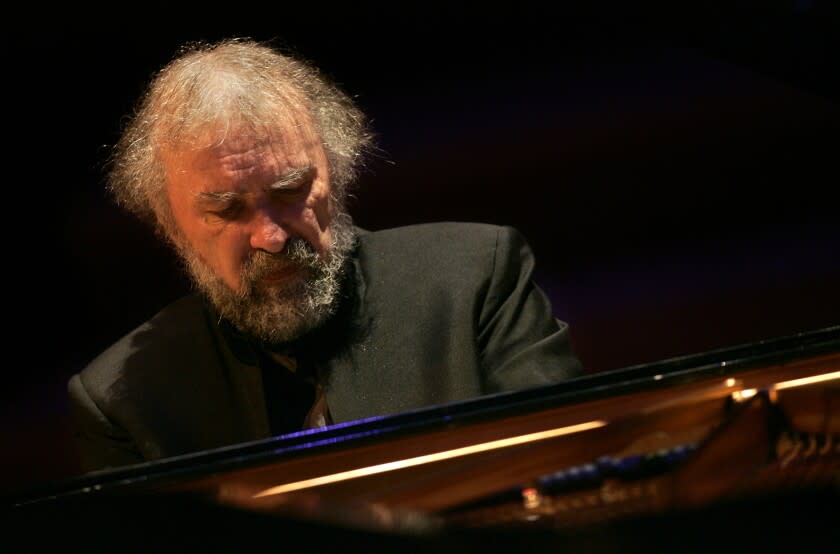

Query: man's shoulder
[357,221,521,249]
[75,294,212,392]
[352,222,531,287]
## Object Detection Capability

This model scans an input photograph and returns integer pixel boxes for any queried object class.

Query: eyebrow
[267,165,315,191]
[197,165,315,204]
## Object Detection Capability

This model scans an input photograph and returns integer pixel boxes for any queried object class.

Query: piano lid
[7,324,840,551]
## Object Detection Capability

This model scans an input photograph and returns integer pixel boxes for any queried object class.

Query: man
[68,38,583,473]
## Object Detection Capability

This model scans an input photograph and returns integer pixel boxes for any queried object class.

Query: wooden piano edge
[4,329,839,551]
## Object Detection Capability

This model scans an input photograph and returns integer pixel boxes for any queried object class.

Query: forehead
[163,123,325,189]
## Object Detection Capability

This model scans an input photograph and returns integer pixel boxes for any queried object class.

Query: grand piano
[8,325,839,551]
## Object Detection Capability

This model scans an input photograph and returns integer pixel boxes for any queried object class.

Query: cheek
[308,182,334,227]
[179,222,252,290]
[211,230,255,286]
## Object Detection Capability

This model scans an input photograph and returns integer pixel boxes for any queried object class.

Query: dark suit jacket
[68,222,583,472]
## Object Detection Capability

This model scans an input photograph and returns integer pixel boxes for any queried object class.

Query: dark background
[4,2,839,497]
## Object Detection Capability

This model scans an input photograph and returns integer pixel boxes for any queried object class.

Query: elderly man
[68,38,583,473]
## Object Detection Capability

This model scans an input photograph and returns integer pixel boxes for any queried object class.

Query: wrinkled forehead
[160,115,327,178]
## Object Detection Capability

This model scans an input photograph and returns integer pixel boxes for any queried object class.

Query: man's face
[162,123,353,344]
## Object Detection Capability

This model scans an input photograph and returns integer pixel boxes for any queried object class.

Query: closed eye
[206,199,245,221]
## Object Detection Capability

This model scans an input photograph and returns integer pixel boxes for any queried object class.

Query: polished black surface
[6,476,837,553]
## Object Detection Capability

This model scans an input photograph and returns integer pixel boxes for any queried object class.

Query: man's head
[107,38,373,344]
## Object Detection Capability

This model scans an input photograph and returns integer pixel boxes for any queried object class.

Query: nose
[249,209,289,253]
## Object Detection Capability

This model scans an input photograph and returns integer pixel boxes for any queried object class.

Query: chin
[247,302,329,344]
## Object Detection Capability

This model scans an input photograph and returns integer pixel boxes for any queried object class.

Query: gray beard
[175,212,356,345]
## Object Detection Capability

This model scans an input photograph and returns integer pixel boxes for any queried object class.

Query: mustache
[240,237,320,286]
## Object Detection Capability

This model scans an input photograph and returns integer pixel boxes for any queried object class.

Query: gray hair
[106,38,374,236]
